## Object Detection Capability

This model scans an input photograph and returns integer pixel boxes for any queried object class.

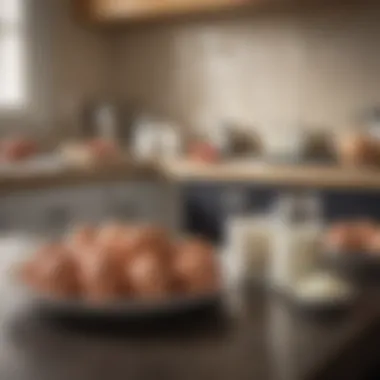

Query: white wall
[6,1,380,141]
[109,3,380,138]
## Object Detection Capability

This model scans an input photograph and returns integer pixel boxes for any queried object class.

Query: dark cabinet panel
[184,184,380,243]
[323,191,380,222]
[183,183,276,243]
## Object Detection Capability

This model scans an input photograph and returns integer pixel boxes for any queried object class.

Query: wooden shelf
[162,160,380,190]
[83,0,252,23]
[0,161,163,194]
[3,160,380,194]
[76,0,374,26]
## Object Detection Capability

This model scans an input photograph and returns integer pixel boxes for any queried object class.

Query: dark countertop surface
[1,287,380,380]
[0,236,379,380]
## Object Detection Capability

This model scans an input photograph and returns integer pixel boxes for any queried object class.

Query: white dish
[289,272,356,312]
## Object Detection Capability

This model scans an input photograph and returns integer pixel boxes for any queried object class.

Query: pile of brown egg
[19,223,220,302]
[325,220,380,255]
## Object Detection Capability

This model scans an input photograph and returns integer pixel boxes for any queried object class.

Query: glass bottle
[269,191,322,293]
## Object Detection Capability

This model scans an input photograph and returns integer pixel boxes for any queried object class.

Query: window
[0,0,24,110]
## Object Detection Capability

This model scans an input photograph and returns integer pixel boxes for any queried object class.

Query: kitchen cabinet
[0,182,181,234]
[101,182,181,230]
[184,184,380,243]
[80,0,250,23]
[0,187,106,234]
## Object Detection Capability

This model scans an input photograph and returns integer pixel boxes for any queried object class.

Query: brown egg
[79,247,123,302]
[127,251,171,299]
[97,222,123,247]
[354,220,377,246]
[325,223,365,252]
[106,225,174,264]
[31,246,80,298]
[97,222,137,265]
[18,259,39,288]
[67,224,97,250]
[175,238,215,272]
[136,226,174,261]
[173,238,220,294]
[366,229,380,254]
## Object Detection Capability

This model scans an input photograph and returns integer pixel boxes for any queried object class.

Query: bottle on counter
[269,192,323,293]
[224,215,270,284]
[131,114,161,161]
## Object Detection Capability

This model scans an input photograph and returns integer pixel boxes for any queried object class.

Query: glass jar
[269,191,323,293]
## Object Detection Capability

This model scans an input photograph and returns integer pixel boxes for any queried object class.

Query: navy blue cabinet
[183,183,277,242]
[183,183,380,243]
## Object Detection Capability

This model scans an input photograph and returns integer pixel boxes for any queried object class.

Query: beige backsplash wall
[1,0,110,140]
[109,4,380,138]
[41,0,111,140]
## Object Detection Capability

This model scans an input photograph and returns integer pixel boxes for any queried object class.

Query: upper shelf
[162,160,380,190]
[2,160,380,193]
[76,0,372,25]
[79,0,252,24]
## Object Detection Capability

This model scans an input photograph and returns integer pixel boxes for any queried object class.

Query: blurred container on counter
[336,130,379,167]
[224,215,270,285]
[131,114,183,161]
[300,129,336,162]
[262,126,304,162]
[81,100,133,146]
[262,126,335,164]
[358,106,380,139]
[269,192,323,293]
[188,122,262,163]
[218,122,262,158]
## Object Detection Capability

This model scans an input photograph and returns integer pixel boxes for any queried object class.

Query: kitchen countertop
[163,160,380,190]
[1,237,380,380]
[3,159,380,193]
[2,287,380,380]
[0,160,164,194]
